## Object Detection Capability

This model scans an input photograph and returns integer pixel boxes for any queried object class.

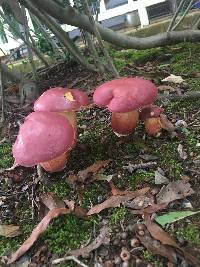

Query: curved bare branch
[22,0,200,49]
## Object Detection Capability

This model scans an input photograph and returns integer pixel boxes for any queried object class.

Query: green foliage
[0,142,13,168]
[43,215,93,254]
[156,211,200,226]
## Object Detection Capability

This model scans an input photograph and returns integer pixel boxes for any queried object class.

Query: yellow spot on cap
[64,92,75,101]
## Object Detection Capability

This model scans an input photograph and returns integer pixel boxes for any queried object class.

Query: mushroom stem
[111,110,139,136]
[59,111,77,146]
[144,117,162,136]
[40,151,71,172]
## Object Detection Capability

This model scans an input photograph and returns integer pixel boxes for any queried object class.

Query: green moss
[0,142,13,168]
[155,141,183,178]
[183,128,200,155]
[177,225,200,247]
[187,78,200,91]
[170,43,200,76]
[0,223,34,258]
[43,215,93,255]
[143,250,162,267]
[129,170,154,190]
[110,47,162,66]
[109,207,127,225]
[82,183,108,209]
[46,181,71,199]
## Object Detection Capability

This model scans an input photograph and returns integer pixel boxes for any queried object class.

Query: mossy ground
[1,42,200,266]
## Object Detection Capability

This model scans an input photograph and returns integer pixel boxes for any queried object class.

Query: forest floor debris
[1,43,200,267]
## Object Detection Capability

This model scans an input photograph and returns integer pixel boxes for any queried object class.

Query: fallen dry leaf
[131,203,168,215]
[66,160,112,184]
[160,114,175,132]
[135,223,177,263]
[177,144,188,160]
[0,224,21,238]
[155,168,169,185]
[144,213,200,266]
[156,181,194,204]
[87,187,150,215]
[125,195,154,210]
[157,85,176,92]
[162,74,184,84]
[40,193,66,210]
[9,208,70,263]
[68,226,110,257]
[109,182,135,196]
[64,199,75,211]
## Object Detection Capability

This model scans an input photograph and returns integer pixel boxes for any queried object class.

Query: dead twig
[0,60,5,123]
[172,0,193,31]
[52,256,89,266]
[167,0,185,32]
[158,91,200,102]
[123,162,157,173]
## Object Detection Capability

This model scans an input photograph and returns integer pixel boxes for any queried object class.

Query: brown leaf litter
[134,223,177,263]
[8,208,70,263]
[87,187,150,215]
[68,226,110,257]
[144,213,200,266]
[66,160,112,184]
[156,180,194,204]
[0,224,21,238]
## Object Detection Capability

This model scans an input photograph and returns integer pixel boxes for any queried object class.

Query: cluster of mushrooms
[12,77,168,173]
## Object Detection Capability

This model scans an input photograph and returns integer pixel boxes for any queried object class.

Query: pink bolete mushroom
[12,112,75,172]
[34,87,90,141]
[93,78,158,136]
[140,105,175,136]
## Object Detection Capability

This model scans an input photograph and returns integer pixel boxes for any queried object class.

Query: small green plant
[109,207,127,225]
[177,225,200,247]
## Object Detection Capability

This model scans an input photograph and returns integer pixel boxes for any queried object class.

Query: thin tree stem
[81,0,119,77]
[172,0,193,31]
[0,61,5,123]
[29,33,49,67]
[167,0,186,32]
[24,0,96,71]
[30,13,62,55]
[192,15,200,29]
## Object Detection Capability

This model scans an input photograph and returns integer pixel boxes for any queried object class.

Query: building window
[104,0,128,10]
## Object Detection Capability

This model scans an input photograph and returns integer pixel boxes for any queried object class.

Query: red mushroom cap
[93,78,158,113]
[34,87,90,112]
[139,105,163,121]
[12,112,75,167]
